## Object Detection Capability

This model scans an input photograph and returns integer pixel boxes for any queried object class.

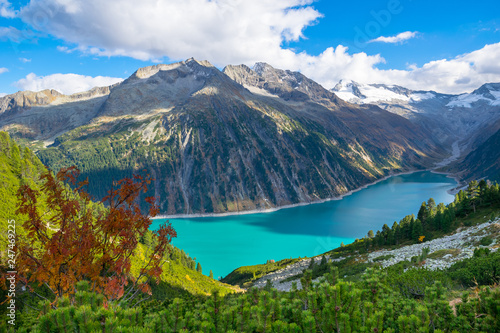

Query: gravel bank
[253,219,499,292]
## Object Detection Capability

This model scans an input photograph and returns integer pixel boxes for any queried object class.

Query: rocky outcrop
[367,220,499,270]
[224,62,344,106]
[0,89,62,115]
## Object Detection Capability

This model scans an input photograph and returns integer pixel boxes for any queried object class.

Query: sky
[0,0,499,96]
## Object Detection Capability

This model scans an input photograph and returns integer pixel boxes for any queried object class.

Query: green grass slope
[133,242,241,298]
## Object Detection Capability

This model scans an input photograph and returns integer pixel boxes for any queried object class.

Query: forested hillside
[0,132,46,253]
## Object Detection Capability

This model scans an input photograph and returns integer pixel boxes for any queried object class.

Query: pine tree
[433,202,446,230]
[392,221,400,245]
[209,270,214,279]
[382,223,391,245]
[455,189,470,216]
[467,180,480,213]
[196,262,202,274]
[412,219,423,241]
[10,143,21,172]
[427,198,436,217]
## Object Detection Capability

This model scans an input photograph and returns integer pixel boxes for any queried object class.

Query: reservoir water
[151,171,457,279]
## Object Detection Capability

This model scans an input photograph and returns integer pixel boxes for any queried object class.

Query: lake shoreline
[153,168,460,220]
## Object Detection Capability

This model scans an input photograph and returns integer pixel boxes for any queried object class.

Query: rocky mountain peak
[0,89,63,116]
[95,58,235,118]
[252,63,301,87]
[371,84,413,97]
[332,79,359,89]
[471,83,500,100]
[222,64,261,87]
[253,62,275,76]
[332,80,366,100]
[224,62,341,105]
[128,58,216,82]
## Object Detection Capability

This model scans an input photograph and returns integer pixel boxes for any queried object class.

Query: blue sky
[1,0,499,96]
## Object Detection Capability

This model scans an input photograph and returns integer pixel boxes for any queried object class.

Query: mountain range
[332,80,500,182]
[0,58,498,214]
[332,80,500,149]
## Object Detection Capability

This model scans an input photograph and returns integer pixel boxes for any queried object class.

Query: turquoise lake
[151,171,457,279]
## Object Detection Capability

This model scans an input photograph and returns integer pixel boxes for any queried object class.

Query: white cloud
[57,46,72,53]
[0,93,7,97]
[0,0,16,18]
[0,67,8,74]
[14,73,123,95]
[295,43,500,94]
[19,57,31,63]
[18,0,321,64]
[369,31,418,44]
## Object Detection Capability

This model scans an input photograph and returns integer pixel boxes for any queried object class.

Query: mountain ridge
[0,59,472,214]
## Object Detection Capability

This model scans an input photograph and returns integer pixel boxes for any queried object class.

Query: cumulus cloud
[296,43,500,94]
[0,67,8,74]
[369,31,418,44]
[9,0,500,94]
[0,0,16,18]
[14,73,123,95]
[18,0,321,64]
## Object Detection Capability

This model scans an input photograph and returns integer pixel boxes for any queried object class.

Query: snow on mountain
[409,92,436,102]
[332,80,437,104]
[332,80,500,109]
[332,79,500,183]
[446,83,500,108]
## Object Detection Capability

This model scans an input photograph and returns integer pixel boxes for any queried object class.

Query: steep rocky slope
[0,59,446,214]
[450,124,500,182]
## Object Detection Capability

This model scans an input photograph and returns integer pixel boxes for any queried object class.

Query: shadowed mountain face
[0,59,446,214]
[449,119,500,183]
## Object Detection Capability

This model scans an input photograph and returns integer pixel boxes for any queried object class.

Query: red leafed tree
[16,166,176,306]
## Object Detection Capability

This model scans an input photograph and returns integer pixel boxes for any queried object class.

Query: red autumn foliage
[15,166,176,305]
